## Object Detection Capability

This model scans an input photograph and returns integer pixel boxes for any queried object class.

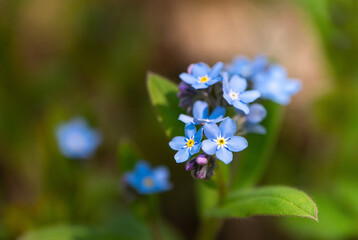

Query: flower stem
[196,164,228,240]
[148,195,164,240]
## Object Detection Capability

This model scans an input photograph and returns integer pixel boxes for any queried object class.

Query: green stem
[196,164,228,240]
[148,195,164,240]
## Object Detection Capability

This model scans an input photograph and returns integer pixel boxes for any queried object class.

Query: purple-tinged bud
[185,159,196,171]
[197,165,208,179]
[196,154,208,165]
[187,64,194,74]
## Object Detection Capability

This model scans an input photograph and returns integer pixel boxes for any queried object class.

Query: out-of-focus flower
[245,103,267,134]
[253,64,301,105]
[202,118,248,164]
[169,123,203,163]
[225,55,268,79]
[179,100,226,125]
[56,118,101,159]
[223,73,261,114]
[179,62,223,89]
[124,161,172,194]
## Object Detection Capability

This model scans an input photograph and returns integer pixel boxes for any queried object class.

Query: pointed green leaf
[208,186,318,221]
[146,72,182,139]
[232,101,284,189]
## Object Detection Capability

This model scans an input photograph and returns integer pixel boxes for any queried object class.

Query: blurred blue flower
[179,62,223,89]
[56,118,101,159]
[225,55,268,79]
[125,161,172,194]
[169,123,203,163]
[253,64,301,105]
[179,100,226,125]
[222,73,261,114]
[245,103,267,134]
[202,118,248,164]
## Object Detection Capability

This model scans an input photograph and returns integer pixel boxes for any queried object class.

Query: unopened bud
[196,154,208,165]
[185,159,196,171]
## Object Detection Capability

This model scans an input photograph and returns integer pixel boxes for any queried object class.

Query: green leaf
[118,140,142,173]
[19,224,150,240]
[283,193,356,240]
[208,186,318,221]
[146,72,182,139]
[232,101,284,189]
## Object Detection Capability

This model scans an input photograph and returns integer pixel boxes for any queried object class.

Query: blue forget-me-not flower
[179,62,224,89]
[179,100,226,125]
[169,123,203,163]
[225,55,268,79]
[125,161,172,194]
[56,118,101,159]
[223,73,261,114]
[253,64,301,105]
[202,118,248,164]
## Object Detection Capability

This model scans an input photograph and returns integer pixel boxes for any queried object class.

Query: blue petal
[194,127,203,142]
[193,101,209,119]
[223,92,233,105]
[222,72,230,94]
[185,123,196,138]
[209,106,226,120]
[192,62,210,77]
[270,64,287,79]
[246,123,267,134]
[216,147,233,164]
[169,136,186,150]
[226,136,248,152]
[209,62,224,78]
[135,161,152,176]
[192,82,209,89]
[239,90,261,103]
[204,123,220,139]
[190,143,201,155]
[230,75,247,93]
[285,79,301,94]
[179,114,194,124]
[246,103,267,124]
[174,148,190,163]
[219,118,236,138]
[193,118,207,125]
[154,166,170,181]
[233,101,250,114]
[179,73,197,84]
[202,140,217,155]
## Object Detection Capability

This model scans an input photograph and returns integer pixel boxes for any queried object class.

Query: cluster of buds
[185,154,216,180]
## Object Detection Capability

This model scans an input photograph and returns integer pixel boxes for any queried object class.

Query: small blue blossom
[125,161,172,194]
[179,100,226,125]
[179,62,224,89]
[222,73,261,114]
[202,118,248,164]
[56,118,101,159]
[169,123,203,163]
[253,64,301,105]
[225,55,268,79]
[245,104,267,134]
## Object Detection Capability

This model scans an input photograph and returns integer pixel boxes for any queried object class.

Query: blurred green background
[0,0,358,239]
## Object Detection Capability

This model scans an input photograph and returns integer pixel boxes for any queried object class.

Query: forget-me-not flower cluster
[169,55,302,180]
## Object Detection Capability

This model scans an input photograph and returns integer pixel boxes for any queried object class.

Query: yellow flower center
[199,76,209,83]
[217,138,226,147]
[142,177,154,187]
[187,139,195,148]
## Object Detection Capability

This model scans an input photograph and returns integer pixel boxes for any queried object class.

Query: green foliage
[146,73,182,139]
[208,186,318,221]
[232,101,284,189]
[118,140,142,173]
[283,194,356,240]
